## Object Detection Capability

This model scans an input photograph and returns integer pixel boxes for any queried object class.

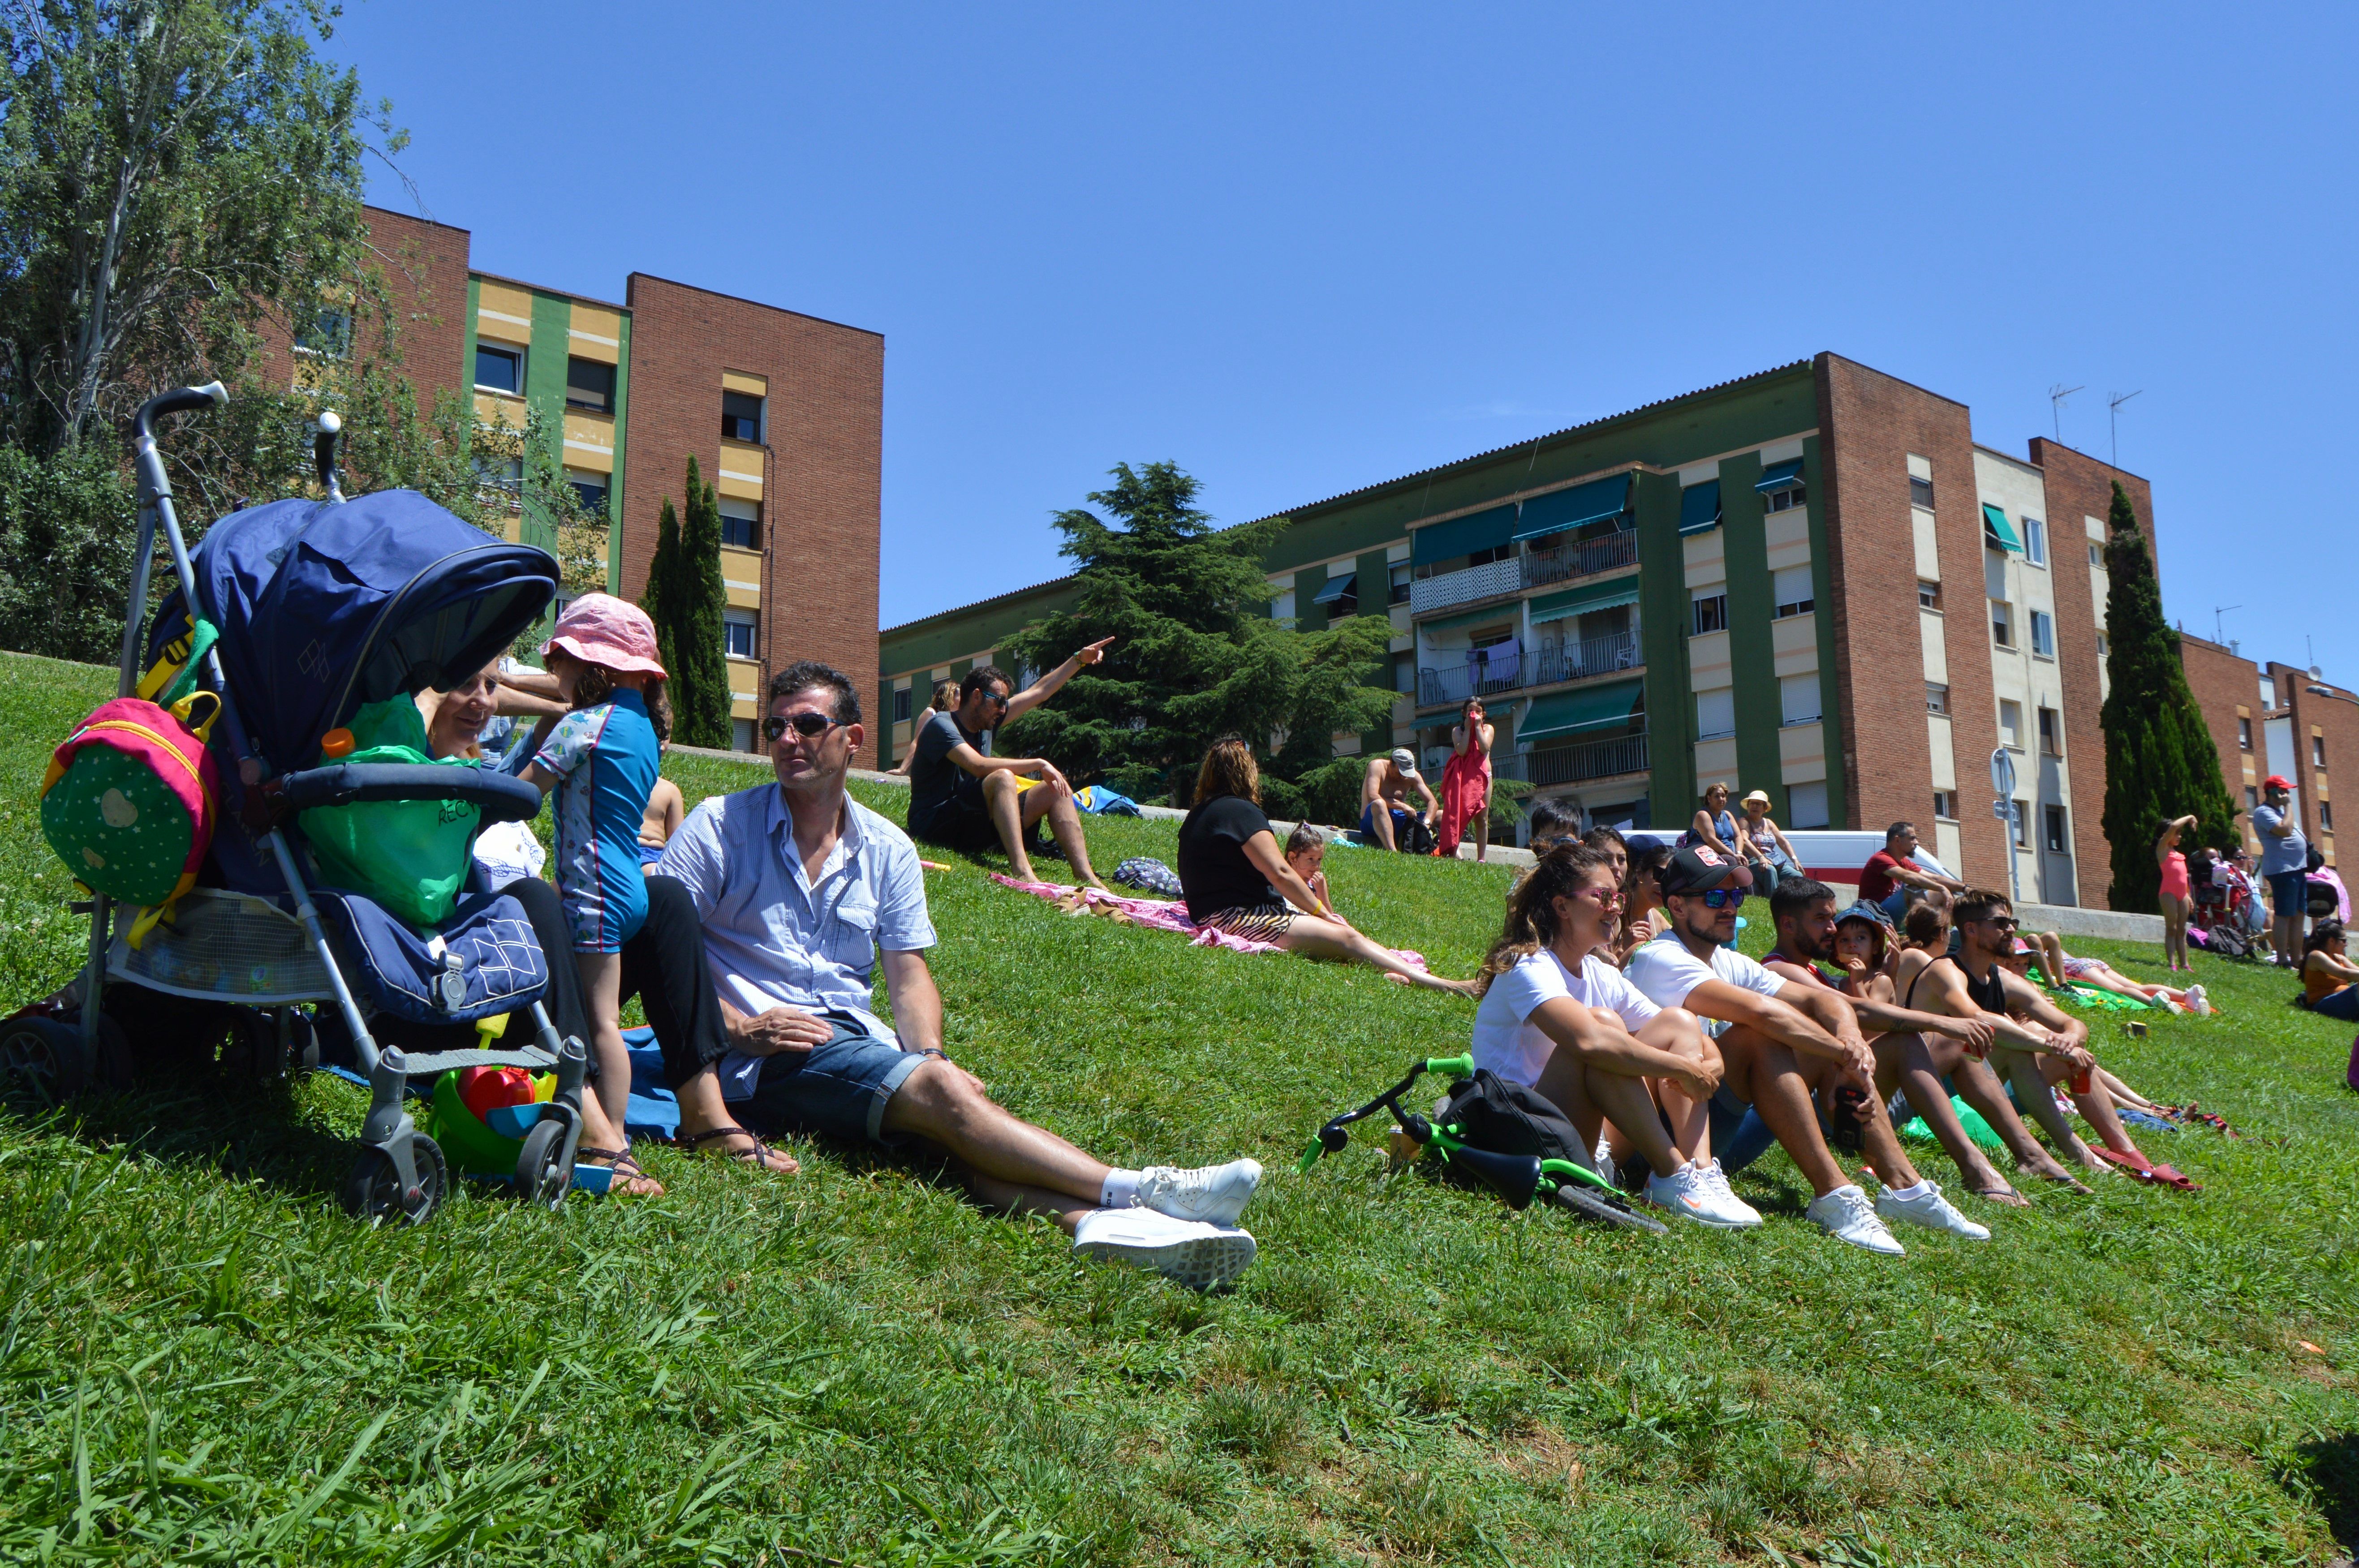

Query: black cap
[1657,842,1754,898]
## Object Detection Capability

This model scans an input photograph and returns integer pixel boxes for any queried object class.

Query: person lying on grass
[1468,842,1756,1228]
[1177,737,1476,995]
[1760,886,2051,1209]
[654,660,1263,1289]
[1903,889,2180,1186]
[2024,930,2199,1013]
[1991,942,2189,1123]
[1622,844,1989,1254]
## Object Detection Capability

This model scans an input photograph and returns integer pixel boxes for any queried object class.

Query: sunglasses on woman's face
[765,712,840,743]
[1571,884,1623,906]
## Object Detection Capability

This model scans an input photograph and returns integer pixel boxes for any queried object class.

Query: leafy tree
[0,439,135,660]
[2098,479,2238,911]
[640,496,682,684]
[0,0,384,454]
[1003,461,1395,809]
[672,458,731,747]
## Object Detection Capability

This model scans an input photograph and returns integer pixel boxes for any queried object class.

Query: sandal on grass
[1967,1183,2032,1207]
[674,1125,800,1175]
[575,1146,663,1197]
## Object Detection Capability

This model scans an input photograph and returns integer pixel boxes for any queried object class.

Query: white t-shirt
[1623,932,1786,1038]
[1472,947,1661,1088]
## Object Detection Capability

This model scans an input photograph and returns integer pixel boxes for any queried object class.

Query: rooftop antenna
[2049,383,2084,444]
[2214,605,2242,644]
[2108,389,2142,467]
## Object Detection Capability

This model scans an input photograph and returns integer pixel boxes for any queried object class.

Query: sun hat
[1835,898,1893,931]
[542,593,667,679]
[1741,789,1772,807]
[1657,842,1754,898]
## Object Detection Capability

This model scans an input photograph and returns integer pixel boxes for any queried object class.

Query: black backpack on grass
[1438,1069,1597,1173]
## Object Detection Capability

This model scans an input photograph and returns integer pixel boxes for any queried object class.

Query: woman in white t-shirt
[1468,843,1762,1228]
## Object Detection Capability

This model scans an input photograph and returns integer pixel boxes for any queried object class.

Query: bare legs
[981,770,1107,890]
[882,1058,1113,1234]
[2160,893,2191,970]
[574,950,661,1194]
[1365,801,1399,851]
[1872,1035,2025,1203]
[1714,1024,1920,1199]
[1276,913,1475,995]
[1474,782,1491,863]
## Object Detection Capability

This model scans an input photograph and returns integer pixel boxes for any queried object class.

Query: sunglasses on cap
[764,712,842,742]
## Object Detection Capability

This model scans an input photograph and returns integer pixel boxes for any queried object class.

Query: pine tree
[673,458,732,747]
[2098,479,2238,911]
[640,495,682,685]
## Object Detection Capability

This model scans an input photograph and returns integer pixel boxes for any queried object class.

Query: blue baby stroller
[1,384,589,1222]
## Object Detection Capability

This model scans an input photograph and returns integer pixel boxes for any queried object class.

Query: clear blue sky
[330,2,2355,679]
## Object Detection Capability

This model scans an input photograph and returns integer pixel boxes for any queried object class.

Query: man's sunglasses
[1980,915,2019,932]
[977,689,1011,710]
[1699,886,1746,911]
[765,713,841,742]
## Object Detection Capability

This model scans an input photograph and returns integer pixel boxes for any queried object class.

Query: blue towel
[620,1025,680,1138]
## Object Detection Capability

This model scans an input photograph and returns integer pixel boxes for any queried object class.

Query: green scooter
[1300,1055,1667,1233]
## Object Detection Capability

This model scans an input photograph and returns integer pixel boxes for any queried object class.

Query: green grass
[3,647,2358,1565]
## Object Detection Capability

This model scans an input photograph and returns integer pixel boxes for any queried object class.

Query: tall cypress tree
[673,457,732,747]
[2098,479,2238,911]
[639,495,682,684]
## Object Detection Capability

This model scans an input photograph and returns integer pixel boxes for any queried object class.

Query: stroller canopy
[151,490,556,773]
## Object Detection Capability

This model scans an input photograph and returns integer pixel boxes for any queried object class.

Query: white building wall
[1974,449,2077,905]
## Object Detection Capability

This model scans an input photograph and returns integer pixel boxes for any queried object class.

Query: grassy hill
[1,648,2355,1566]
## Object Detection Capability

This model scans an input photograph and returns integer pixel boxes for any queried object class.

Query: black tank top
[1907,953,2007,1015]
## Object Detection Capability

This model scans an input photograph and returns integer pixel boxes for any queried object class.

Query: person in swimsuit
[2155,813,2199,971]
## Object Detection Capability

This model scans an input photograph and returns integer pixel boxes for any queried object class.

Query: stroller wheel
[516,1118,573,1211]
[341,1133,448,1224]
[1551,1182,1670,1235]
[1,1018,91,1103]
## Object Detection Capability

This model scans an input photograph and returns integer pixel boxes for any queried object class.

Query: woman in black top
[1176,738,1476,995]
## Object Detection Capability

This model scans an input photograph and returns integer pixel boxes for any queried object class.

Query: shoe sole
[1644,1190,1764,1229]
[1879,1206,1991,1240]
[1814,1222,1906,1255]
[1078,1229,1257,1291]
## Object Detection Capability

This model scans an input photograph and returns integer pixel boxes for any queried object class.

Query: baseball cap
[542,592,668,678]
[2264,774,2292,791]
[1657,842,1754,898]
[1389,747,1418,773]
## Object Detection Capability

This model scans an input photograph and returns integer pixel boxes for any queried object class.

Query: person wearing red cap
[2250,775,2310,966]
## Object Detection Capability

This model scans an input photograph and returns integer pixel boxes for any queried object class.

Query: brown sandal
[675,1125,800,1175]
[576,1147,664,1197]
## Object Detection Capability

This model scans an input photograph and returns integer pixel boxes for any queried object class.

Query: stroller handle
[274,763,543,825]
[134,382,228,440]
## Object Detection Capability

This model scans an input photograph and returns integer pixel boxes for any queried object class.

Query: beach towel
[991,874,1428,968]
[1435,748,1491,856]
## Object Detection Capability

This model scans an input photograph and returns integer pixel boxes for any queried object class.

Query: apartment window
[1763,481,1807,514]
[566,356,616,413]
[1926,682,1950,715]
[1691,588,1730,636]
[723,608,758,660]
[2022,517,2047,566]
[1389,562,1412,605]
[2261,676,2277,708]
[2245,785,2259,809]
[2096,632,2109,662]
[565,468,608,513]
[2088,542,2102,567]
[1990,599,2013,648]
[1999,699,2023,748]
[1779,673,1821,726]
[1465,542,1515,568]
[1787,780,1830,829]
[1918,580,1942,611]
[2030,610,2055,658]
[1933,791,1957,821]
[2238,717,2253,751]
[475,454,523,495]
[1771,566,1814,619]
[893,686,912,723]
[719,498,761,551]
[295,306,353,358]
[1393,650,1416,694]
[2045,804,2068,853]
[2012,801,2030,847]
[722,389,765,443]
[2316,735,2329,767]
[2038,706,2062,755]
[475,342,525,395]
[2322,801,2336,834]
[1909,476,1936,510]
[1695,688,1735,740]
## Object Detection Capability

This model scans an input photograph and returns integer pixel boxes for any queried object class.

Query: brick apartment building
[257,206,884,760]
[881,353,2168,906]
[2180,636,2352,870]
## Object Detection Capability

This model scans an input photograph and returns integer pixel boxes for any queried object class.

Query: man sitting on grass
[1360,747,1439,852]
[656,660,1263,1290]
[1858,821,1967,921]
[905,649,1114,890]
[1622,845,1988,1253]
[1760,879,2079,1207]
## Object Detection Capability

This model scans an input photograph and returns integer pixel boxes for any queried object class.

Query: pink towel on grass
[990,875,1428,969]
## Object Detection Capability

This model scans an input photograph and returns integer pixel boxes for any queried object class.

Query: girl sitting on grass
[1281,822,1340,922]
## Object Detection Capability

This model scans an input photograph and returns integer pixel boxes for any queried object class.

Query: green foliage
[1004,462,1395,807]
[2099,480,2239,910]
[668,457,731,747]
[0,0,381,453]
[0,442,136,663]
[639,496,681,684]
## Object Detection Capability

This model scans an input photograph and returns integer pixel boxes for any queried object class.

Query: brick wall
[621,276,884,765]
[1816,354,2011,888]
[2027,438,2155,906]
[252,206,471,402]
[2178,633,2260,851]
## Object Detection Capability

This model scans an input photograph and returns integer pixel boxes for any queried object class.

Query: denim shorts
[739,1010,926,1147]
[2267,870,2308,916]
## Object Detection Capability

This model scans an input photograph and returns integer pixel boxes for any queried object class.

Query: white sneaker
[1134,1158,1262,1226]
[1805,1184,1906,1255]
[1645,1161,1764,1229]
[1875,1179,1990,1240]
[2186,984,2211,1017]
[1072,1208,1256,1290]
[1700,1159,1764,1227]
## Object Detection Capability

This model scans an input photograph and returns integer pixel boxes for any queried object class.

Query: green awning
[1518,678,1644,742]
[1981,503,2025,554]
[1419,603,1521,636]
[1412,504,1517,567]
[1512,473,1631,541]
[1310,571,1356,605]
[1755,459,1805,493]
[1679,480,1722,535]
[1528,575,1642,624]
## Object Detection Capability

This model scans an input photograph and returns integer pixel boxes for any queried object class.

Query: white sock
[1883,1178,1931,1201]
[1101,1169,1141,1208]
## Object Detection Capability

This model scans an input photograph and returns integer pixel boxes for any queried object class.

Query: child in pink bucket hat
[517,593,673,1194]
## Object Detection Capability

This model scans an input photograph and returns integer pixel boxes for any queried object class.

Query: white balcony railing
[1409,556,1521,616]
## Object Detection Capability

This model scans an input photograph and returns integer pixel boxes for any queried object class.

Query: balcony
[1522,531,1638,590]
[1530,630,1640,687]
[1420,641,1526,707]
[1409,555,1520,616]
[1521,731,1650,787]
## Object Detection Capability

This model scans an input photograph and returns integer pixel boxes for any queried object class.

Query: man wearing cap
[1360,747,1440,852]
[1760,878,2073,1208]
[1622,844,1983,1253]
[2250,776,2309,966]
[655,659,1265,1290]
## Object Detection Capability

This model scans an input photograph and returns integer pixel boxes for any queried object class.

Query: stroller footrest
[399,1045,558,1076]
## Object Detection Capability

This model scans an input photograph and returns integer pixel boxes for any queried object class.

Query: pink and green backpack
[40,692,223,946]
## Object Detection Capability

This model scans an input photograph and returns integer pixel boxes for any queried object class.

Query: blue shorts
[1360,802,1412,837]
[2267,870,2308,916]
[737,1011,926,1147]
